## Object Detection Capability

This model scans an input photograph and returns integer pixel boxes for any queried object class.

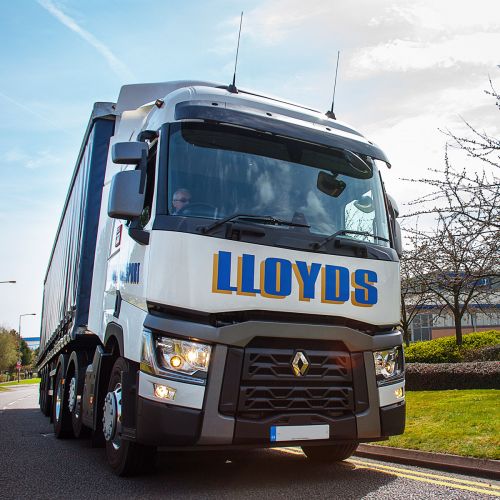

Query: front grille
[243,348,352,382]
[239,385,352,413]
[237,347,354,419]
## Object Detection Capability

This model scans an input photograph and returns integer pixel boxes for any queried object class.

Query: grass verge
[378,389,499,459]
[0,378,41,387]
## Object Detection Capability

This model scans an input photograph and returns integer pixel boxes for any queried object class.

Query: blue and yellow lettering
[119,262,141,284]
[210,251,379,308]
[261,258,292,299]
[237,254,260,296]
[351,269,378,307]
[212,251,237,294]
[292,261,321,301]
[321,265,349,304]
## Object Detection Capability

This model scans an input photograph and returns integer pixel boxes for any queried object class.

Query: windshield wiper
[311,229,390,250]
[200,213,310,235]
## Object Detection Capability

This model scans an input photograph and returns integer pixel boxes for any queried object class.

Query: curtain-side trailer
[38,81,405,476]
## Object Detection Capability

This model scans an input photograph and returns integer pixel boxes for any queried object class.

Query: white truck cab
[38,81,405,476]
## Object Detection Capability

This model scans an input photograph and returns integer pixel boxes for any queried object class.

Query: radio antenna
[228,11,243,93]
[326,51,340,119]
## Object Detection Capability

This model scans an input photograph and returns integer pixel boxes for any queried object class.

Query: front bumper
[135,317,405,448]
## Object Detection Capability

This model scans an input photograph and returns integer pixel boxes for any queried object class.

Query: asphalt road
[1,384,498,499]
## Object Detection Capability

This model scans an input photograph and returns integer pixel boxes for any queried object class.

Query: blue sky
[1,0,499,338]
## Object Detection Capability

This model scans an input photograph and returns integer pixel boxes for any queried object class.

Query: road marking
[349,460,500,497]
[272,447,304,456]
[271,448,499,496]
[349,459,500,490]
[1,395,33,412]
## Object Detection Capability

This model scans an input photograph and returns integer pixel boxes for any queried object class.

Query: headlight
[373,346,404,385]
[156,336,211,375]
[140,330,212,384]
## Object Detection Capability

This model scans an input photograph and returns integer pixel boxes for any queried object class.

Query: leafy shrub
[462,344,500,362]
[405,362,500,390]
[405,330,500,363]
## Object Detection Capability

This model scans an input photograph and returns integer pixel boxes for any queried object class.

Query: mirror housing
[112,141,148,165]
[387,194,400,218]
[108,170,145,219]
[354,195,374,213]
[393,220,403,257]
[387,194,402,257]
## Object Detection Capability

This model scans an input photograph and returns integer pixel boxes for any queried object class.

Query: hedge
[405,330,500,364]
[405,362,500,390]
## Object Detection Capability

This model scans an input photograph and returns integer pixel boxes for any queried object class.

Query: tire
[67,355,90,438]
[301,442,359,463]
[39,368,51,417]
[53,366,73,439]
[104,357,156,476]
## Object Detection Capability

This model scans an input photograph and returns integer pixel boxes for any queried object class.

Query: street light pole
[18,313,36,383]
[0,281,16,284]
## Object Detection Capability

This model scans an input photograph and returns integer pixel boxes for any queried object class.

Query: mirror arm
[128,226,150,245]
[138,149,148,194]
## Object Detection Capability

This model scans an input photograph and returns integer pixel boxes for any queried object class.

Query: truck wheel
[53,367,73,438]
[68,366,89,438]
[40,368,51,417]
[103,357,156,476]
[301,442,359,463]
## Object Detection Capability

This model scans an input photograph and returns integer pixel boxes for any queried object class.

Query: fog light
[394,387,404,399]
[154,384,176,400]
[170,355,182,368]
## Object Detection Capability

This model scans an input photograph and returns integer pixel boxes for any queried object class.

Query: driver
[171,188,191,215]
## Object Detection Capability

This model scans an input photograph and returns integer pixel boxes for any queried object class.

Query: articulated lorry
[38,80,405,476]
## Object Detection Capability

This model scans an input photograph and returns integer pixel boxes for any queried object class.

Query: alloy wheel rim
[68,376,77,413]
[55,379,62,421]
[102,383,122,450]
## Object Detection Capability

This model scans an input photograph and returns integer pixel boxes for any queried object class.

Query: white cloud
[37,0,134,81]
[2,149,64,170]
[349,33,500,77]
[384,1,500,32]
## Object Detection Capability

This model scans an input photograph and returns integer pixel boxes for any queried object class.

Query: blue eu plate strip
[270,426,277,442]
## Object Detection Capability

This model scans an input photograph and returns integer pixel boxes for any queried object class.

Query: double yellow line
[271,448,500,497]
[348,459,500,497]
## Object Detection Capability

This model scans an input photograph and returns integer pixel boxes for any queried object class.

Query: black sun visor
[174,101,391,168]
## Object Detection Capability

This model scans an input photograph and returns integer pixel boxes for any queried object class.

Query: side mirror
[387,194,400,218]
[112,142,148,165]
[317,171,346,197]
[394,219,403,257]
[353,195,374,213]
[108,170,145,219]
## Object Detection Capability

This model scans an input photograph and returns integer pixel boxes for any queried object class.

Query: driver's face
[172,192,191,212]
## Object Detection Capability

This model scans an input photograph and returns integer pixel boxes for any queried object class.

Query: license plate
[270,424,330,442]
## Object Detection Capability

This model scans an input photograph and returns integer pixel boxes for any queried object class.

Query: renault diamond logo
[292,351,309,377]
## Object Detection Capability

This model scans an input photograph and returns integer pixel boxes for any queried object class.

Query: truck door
[104,140,157,358]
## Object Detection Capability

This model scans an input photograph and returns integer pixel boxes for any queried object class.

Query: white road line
[1,395,33,412]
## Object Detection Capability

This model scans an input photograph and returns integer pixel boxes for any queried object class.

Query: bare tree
[408,214,499,345]
[399,247,436,346]
[401,82,500,345]
[406,80,499,232]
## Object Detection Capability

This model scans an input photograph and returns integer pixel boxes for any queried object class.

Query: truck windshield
[166,122,390,247]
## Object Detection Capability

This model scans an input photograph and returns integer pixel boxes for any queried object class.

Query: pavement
[355,444,500,480]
